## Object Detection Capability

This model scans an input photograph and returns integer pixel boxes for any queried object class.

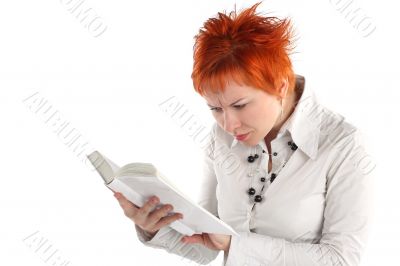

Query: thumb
[181,234,204,244]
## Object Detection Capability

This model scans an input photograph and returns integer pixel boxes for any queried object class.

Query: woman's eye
[233,104,246,109]
[210,107,222,112]
[210,104,246,112]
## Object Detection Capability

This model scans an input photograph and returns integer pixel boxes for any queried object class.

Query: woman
[114,2,373,265]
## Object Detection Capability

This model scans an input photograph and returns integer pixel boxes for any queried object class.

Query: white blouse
[135,75,374,266]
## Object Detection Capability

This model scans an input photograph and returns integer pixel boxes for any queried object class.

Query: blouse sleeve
[224,129,374,266]
[134,124,220,265]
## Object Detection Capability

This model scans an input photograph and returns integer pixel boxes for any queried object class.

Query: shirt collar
[230,75,321,160]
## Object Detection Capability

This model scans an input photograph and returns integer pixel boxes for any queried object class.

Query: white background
[0,0,398,265]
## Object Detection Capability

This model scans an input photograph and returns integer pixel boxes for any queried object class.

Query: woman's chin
[241,137,259,147]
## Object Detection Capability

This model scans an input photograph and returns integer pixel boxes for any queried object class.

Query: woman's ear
[276,78,289,99]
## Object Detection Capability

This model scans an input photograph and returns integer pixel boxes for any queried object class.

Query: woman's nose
[223,111,241,133]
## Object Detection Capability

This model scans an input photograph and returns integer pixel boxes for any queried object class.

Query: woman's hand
[181,233,231,252]
[113,192,183,237]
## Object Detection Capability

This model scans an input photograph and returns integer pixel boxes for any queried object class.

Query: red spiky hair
[191,2,296,97]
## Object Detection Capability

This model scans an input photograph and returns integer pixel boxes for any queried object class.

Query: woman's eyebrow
[207,97,246,107]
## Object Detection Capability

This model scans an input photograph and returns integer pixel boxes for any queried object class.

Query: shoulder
[317,105,364,151]
[316,105,374,177]
[212,122,236,147]
[203,122,236,159]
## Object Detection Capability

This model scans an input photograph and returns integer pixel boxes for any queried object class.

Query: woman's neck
[265,87,300,144]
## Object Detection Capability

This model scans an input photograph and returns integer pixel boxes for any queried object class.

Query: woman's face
[203,79,282,147]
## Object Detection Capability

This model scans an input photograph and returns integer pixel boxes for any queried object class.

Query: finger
[153,213,183,231]
[137,196,160,217]
[114,193,139,218]
[181,234,204,244]
[114,192,140,207]
[147,204,173,225]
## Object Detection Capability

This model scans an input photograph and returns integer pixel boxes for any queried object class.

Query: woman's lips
[235,132,250,141]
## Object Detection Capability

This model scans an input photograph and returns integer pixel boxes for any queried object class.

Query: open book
[87,151,238,237]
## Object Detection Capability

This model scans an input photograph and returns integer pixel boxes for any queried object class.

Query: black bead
[262,150,266,153]
[247,188,256,195]
[254,154,259,159]
[260,177,266,182]
[273,152,278,156]
[247,156,255,163]
[254,195,263,202]
[291,143,298,151]
[270,173,277,183]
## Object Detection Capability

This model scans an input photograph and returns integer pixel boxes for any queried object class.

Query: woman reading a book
[113,2,373,265]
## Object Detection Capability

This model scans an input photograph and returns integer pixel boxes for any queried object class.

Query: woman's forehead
[202,83,260,106]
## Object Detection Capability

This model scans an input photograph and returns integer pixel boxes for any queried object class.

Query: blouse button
[247,188,256,195]
[260,177,266,182]
[254,195,263,202]
[273,152,278,156]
